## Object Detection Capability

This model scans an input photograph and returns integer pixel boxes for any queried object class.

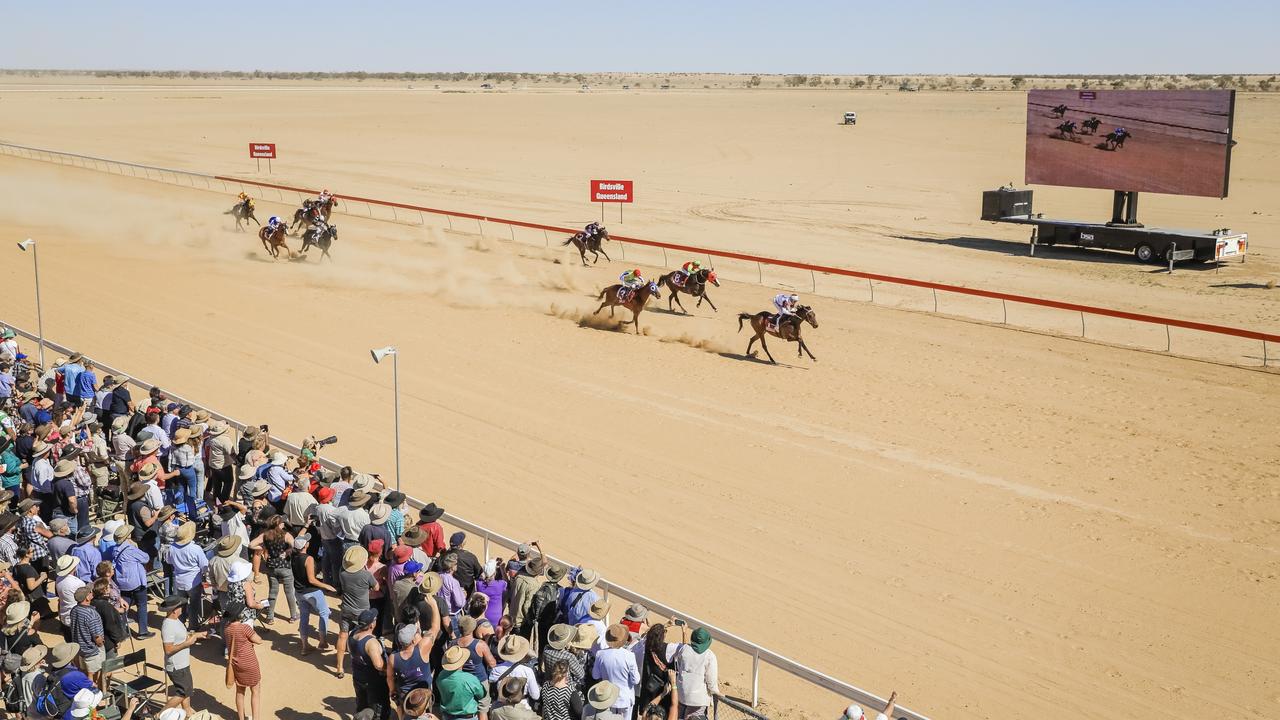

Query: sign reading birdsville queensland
[590,179,633,202]
[248,143,277,159]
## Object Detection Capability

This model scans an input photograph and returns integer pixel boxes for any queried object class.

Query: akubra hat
[588,599,609,621]
[343,545,369,573]
[587,681,620,711]
[570,623,598,650]
[136,463,159,482]
[546,623,574,651]
[442,645,468,671]
[497,634,531,663]
[546,562,568,583]
[347,491,372,508]
[53,460,77,479]
[136,438,160,456]
[126,483,149,501]
[20,644,48,672]
[3,601,31,633]
[238,464,258,481]
[49,642,79,669]
[419,502,444,522]
[420,572,443,595]
[369,504,390,524]
[575,568,600,590]
[216,535,243,557]
[401,525,427,547]
[175,521,196,544]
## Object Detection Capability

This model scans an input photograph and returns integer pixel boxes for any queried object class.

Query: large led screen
[1025,89,1235,198]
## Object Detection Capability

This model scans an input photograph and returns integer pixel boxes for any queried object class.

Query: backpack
[32,671,70,718]
[520,580,560,640]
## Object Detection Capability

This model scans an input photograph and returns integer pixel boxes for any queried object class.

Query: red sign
[590,180,634,203]
[1078,91,1096,100]
[249,143,277,159]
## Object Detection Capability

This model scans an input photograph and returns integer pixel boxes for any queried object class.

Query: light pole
[15,239,44,367]
[370,345,400,492]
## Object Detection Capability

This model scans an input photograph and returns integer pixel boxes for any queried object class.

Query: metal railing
[0,320,923,720]
[3,139,1274,369]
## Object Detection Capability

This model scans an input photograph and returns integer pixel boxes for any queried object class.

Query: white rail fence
[0,321,926,720]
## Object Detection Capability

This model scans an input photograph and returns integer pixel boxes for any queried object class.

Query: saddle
[671,272,688,288]
[617,286,636,304]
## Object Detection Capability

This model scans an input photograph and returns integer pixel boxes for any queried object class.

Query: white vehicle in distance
[843,111,857,125]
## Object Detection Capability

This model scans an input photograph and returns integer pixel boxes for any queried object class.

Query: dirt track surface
[1,83,1279,720]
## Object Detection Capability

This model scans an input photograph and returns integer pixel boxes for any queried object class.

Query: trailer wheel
[1134,243,1154,262]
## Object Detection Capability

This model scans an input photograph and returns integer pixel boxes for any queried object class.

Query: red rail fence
[1,141,1274,367]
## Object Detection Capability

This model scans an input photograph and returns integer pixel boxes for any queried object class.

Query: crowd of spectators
[0,328,899,720]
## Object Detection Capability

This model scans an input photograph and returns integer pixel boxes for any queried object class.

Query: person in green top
[437,645,487,719]
[0,436,22,494]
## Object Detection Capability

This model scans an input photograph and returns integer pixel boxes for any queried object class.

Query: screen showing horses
[1024,89,1235,198]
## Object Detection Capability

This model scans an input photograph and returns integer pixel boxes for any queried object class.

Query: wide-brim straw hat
[31,441,52,457]
[347,491,372,508]
[575,568,600,590]
[248,480,269,498]
[216,535,243,557]
[172,428,191,445]
[175,521,196,544]
[546,562,568,583]
[53,460,77,478]
[343,545,369,573]
[588,681,620,711]
[420,572,443,595]
[113,525,134,543]
[207,420,229,437]
[137,463,159,482]
[401,526,427,547]
[546,623,574,651]
[238,464,258,481]
[497,634,531,663]
[624,602,649,623]
[588,599,609,621]
[4,601,31,633]
[126,483,149,501]
[55,554,80,577]
[20,644,48,672]
[571,623,598,650]
[442,645,469,671]
[157,506,177,523]
[369,504,390,524]
[137,438,160,456]
[270,452,287,467]
[49,642,79,669]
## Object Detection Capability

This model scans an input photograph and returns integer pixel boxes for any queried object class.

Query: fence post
[477,218,484,236]
[1166,325,1171,353]
[483,532,491,563]
[446,215,453,230]
[543,229,549,247]
[392,206,398,221]
[619,243,626,261]
[751,648,760,707]
[757,263,762,284]
[932,288,938,312]
[509,224,515,242]
[661,247,668,267]
[419,211,425,225]
[1080,312,1086,337]
[1002,299,1007,324]
[1263,340,1268,367]
[868,278,875,303]
[811,270,817,293]
[366,202,373,218]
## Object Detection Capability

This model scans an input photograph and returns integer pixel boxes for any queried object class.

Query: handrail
[0,320,927,720]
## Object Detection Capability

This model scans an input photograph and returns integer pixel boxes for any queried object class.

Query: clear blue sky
[3,1,1277,75]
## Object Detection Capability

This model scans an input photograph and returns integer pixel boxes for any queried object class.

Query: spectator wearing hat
[167,427,198,516]
[571,624,600,676]
[435,553,468,618]
[359,504,394,562]
[225,604,264,720]
[622,603,650,665]
[168,521,207,629]
[282,474,317,532]
[262,451,295,506]
[16,644,50,711]
[540,624,586,690]
[348,608,388,718]
[49,641,98,707]
[291,532,335,654]
[336,545,378,679]
[47,518,75,570]
[561,568,601,627]
[0,599,40,657]
[58,355,85,406]
[399,525,432,569]
[112,523,153,638]
[72,360,98,410]
[26,440,56,520]
[841,692,898,720]
[55,555,86,633]
[437,645,487,720]
[51,459,81,534]
[382,491,406,543]
[592,624,641,720]
[105,378,134,427]
[124,475,159,560]
[0,511,21,566]
[203,421,236,503]
[585,681,624,720]
[159,403,180,439]
[137,411,172,462]
[583,600,610,653]
[160,594,205,716]
[492,676,539,720]
[415,503,447,559]
[450,615,497,689]
[0,437,23,502]
[69,525,102,583]
[337,491,373,553]
[509,555,545,634]
[386,615,438,708]
[400,687,432,720]
[69,584,105,685]
[18,498,52,572]
[674,627,719,719]
[312,486,343,586]
[445,532,484,596]
[490,635,541,704]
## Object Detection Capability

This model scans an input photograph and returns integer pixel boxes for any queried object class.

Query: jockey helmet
[633,269,641,276]
[322,188,330,194]
[789,294,799,302]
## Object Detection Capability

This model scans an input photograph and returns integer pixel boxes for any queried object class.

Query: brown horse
[259,225,291,260]
[291,197,339,229]
[593,281,661,334]
[562,229,611,266]
[656,268,720,314]
[737,305,818,363]
[224,200,259,232]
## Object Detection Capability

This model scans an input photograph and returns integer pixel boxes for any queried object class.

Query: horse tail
[561,237,574,246]
[598,287,608,300]
[737,313,753,332]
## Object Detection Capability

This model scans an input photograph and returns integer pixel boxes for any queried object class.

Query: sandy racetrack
[1,83,1278,720]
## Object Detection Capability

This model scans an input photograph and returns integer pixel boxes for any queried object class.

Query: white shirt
[55,574,86,627]
[488,662,540,701]
[143,480,164,511]
[29,458,54,493]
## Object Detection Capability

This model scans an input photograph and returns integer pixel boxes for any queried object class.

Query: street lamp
[370,345,400,492]
[15,239,44,367]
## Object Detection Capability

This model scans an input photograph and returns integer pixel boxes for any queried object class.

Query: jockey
[680,259,702,276]
[266,216,284,234]
[1114,127,1128,138]
[318,188,332,204]
[772,293,799,323]
[585,221,603,238]
[236,191,252,210]
[620,268,644,289]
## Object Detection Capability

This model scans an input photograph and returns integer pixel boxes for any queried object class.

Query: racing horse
[1054,121,1078,140]
[1050,104,1069,118]
[593,280,661,334]
[224,200,260,232]
[258,224,291,260]
[737,305,819,364]
[656,268,720,314]
[562,228,611,266]
[300,224,339,261]
[1080,117,1102,135]
[291,196,339,229]
[1103,130,1132,151]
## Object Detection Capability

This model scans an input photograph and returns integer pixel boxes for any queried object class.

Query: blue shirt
[0,371,13,398]
[168,541,208,591]
[100,539,118,563]
[561,587,599,626]
[75,369,96,400]
[58,667,97,703]
[264,465,293,502]
[70,543,102,583]
[113,543,150,592]
[59,364,84,396]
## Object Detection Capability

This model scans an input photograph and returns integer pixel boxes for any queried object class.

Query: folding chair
[146,567,168,601]
[103,648,167,715]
